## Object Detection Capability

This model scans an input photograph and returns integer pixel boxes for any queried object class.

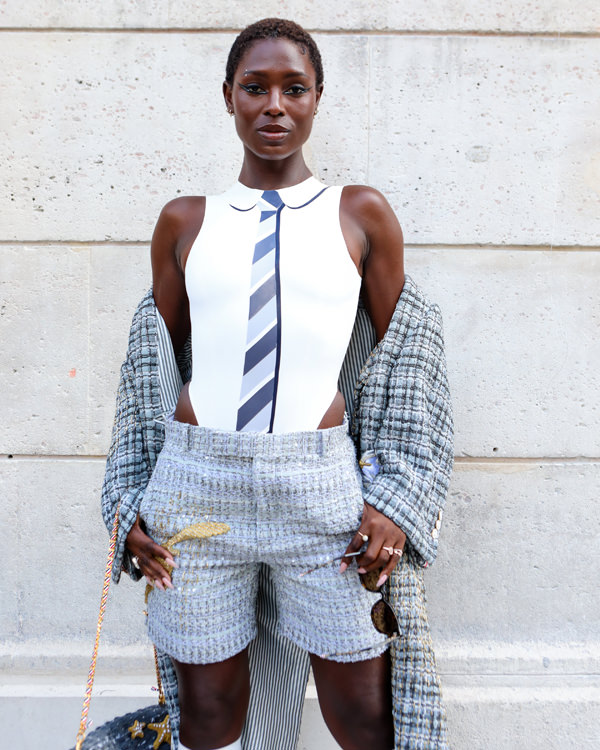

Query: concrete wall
[1,2,599,748]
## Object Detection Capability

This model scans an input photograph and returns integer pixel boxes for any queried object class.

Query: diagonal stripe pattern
[236,190,284,432]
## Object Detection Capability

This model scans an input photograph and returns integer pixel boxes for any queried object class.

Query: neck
[237,150,312,190]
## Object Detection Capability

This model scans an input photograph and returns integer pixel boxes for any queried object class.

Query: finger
[134,539,176,582]
[355,538,385,574]
[340,529,370,573]
[356,536,404,574]
[138,552,175,585]
[374,544,405,587]
[127,524,178,569]
[144,572,172,592]
[147,540,178,568]
[140,536,178,574]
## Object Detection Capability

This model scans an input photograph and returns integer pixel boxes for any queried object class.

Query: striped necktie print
[236,190,284,432]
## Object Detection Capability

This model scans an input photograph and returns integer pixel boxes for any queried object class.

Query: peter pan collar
[224,175,328,211]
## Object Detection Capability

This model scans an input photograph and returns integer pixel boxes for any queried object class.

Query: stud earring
[226,108,234,116]
[313,108,319,116]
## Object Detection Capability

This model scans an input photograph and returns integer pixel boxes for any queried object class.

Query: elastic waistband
[163,419,352,459]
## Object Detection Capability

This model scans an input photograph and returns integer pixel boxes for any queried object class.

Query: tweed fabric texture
[101,275,453,748]
[386,546,449,748]
[141,419,386,664]
[156,565,311,750]
[101,292,309,750]
[351,277,454,567]
[101,294,161,585]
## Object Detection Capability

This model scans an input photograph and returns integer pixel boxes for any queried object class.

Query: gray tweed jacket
[101,275,453,749]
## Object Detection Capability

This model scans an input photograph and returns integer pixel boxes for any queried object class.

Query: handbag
[71,507,172,749]
[70,704,170,749]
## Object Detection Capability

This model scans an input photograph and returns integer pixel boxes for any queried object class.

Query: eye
[285,84,311,96]
[238,83,266,95]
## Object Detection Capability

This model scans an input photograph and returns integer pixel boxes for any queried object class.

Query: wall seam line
[1,28,600,39]
[2,241,600,252]
[3,455,600,463]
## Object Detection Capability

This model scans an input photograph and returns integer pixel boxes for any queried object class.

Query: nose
[264,87,285,116]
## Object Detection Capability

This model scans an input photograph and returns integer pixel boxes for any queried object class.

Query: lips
[257,124,290,133]
[256,124,290,143]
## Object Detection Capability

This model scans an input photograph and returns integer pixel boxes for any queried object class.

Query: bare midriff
[173,382,346,430]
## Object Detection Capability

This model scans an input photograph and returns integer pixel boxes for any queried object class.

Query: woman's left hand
[341,503,407,588]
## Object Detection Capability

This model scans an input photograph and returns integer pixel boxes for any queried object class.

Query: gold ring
[393,548,403,556]
[382,545,394,556]
[358,532,369,543]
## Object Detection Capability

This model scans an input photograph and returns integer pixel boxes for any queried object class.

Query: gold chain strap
[153,644,166,705]
[75,505,120,750]
[75,511,229,745]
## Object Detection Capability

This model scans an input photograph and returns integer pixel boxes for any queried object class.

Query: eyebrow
[241,69,310,79]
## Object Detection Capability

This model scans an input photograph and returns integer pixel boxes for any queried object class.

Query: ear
[223,80,233,113]
[315,83,324,109]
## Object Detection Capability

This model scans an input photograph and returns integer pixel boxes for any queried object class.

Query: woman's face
[224,37,323,162]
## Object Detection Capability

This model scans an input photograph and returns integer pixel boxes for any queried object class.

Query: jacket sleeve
[101,357,150,583]
[362,304,454,567]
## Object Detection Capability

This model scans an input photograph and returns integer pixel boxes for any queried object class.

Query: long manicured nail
[357,567,367,574]
[163,578,174,590]
[154,580,165,591]
[168,559,179,569]
[376,573,388,588]
[339,561,348,574]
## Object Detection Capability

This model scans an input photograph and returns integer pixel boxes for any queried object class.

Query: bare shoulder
[152,195,207,267]
[341,185,404,340]
[151,196,206,349]
[156,195,206,237]
[340,185,398,230]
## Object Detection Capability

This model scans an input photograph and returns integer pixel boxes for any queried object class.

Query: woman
[115,18,451,750]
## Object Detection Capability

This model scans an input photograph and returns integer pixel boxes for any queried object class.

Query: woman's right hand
[126,516,177,591]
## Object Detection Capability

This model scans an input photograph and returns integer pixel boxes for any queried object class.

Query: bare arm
[340,185,407,586]
[340,185,405,341]
[126,196,206,588]
[151,195,206,354]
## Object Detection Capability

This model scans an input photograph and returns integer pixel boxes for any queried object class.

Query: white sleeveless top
[185,176,362,432]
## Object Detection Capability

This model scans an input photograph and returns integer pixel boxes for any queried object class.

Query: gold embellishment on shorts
[165,519,230,553]
[145,519,230,603]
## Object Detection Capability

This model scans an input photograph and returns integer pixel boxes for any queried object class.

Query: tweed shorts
[139,419,387,664]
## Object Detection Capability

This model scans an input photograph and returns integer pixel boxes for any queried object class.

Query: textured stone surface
[426,461,600,643]
[2,34,599,245]
[1,1,599,32]
[1,245,91,454]
[0,32,368,242]
[1,455,599,747]
[444,685,600,750]
[1,245,150,455]
[2,458,598,648]
[1,676,599,750]
[368,35,600,245]
[0,457,146,643]
[3,245,598,457]
[407,247,600,458]
[2,4,600,745]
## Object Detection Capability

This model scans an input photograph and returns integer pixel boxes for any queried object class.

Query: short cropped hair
[225,18,324,88]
